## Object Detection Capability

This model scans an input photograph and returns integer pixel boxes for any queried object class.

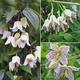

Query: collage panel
[0,0,40,80]
[41,42,80,80]
[41,0,80,42]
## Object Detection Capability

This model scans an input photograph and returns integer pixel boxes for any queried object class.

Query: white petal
[60,45,70,54]
[54,64,64,78]
[12,55,20,65]
[23,59,28,65]
[5,36,12,45]
[60,54,68,65]
[12,21,24,32]
[2,31,11,39]
[21,17,29,28]
[65,70,74,80]
[50,43,58,51]
[9,62,15,71]
[10,37,17,47]
[46,51,56,61]
[21,32,30,46]
[29,62,34,68]
[19,41,25,48]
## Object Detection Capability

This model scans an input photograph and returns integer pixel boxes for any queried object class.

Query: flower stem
[48,0,80,6]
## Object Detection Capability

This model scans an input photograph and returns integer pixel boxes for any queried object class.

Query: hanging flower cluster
[45,43,80,80]
[42,8,76,33]
[1,17,30,48]
[9,46,41,71]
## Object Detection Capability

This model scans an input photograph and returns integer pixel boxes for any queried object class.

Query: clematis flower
[5,36,17,47]
[16,32,30,48]
[42,15,59,32]
[34,46,41,62]
[54,64,80,80]
[42,19,51,31]
[11,21,24,32]
[63,9,76,19]
[46,43,70,65]
[57,16,69,32]
[24,54,36,68]
[63,9,76,23]
[2,31,11,39]
[12,55,20,65]
[21,17,29,28]
[9,55,20,71]
[11,17,29,32]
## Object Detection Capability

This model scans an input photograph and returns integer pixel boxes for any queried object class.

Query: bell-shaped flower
[24,54,36,68]
[9,55,20,71]
[42,19,51,31]
[16,32,30,48]
[54,64,80,80]
[9,61,15,71]
[5,36,17,47]
[12,55,20,65]
[57,16,69,32]
[34,46,41,62]
[2,31,11,39]
[46,43,70,65]
[64,9,76,18]
[21,17,29,28]
[11,21,24,32]
[63,9,76,23]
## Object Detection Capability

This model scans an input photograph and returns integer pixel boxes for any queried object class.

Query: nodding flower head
[34,46,41,62]
[46,43,70,65]
[24,54,36,68]
[9,55,20,71]
[54,64,80,80]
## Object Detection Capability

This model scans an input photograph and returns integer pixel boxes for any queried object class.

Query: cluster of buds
[45,43,80,80]
[42,9,76,33]
[1,17,30,48]
[9,46,41,71]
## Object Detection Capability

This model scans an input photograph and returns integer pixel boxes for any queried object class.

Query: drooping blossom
[21,17,29,28]
[24,54,36,68]
[63,9,76,23]
[9,55,20,71]
[57,16,69,32]
[11,17,29,32]
[5,36,17,47]
[54,64,80,80]
[11,21,24,32]
[34,46,41,62]
[5,32,30,48]
[46,43,70,65]
[16,32,30,48]
[42,8,77,33]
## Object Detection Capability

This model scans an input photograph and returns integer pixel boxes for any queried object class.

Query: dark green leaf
[6,71,14,80]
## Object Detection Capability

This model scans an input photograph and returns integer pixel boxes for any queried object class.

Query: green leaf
[6,71,14,80]
[0,70,4,80]
[20,66,32,75]
[23,8,39,30]
[64,33,73,41]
